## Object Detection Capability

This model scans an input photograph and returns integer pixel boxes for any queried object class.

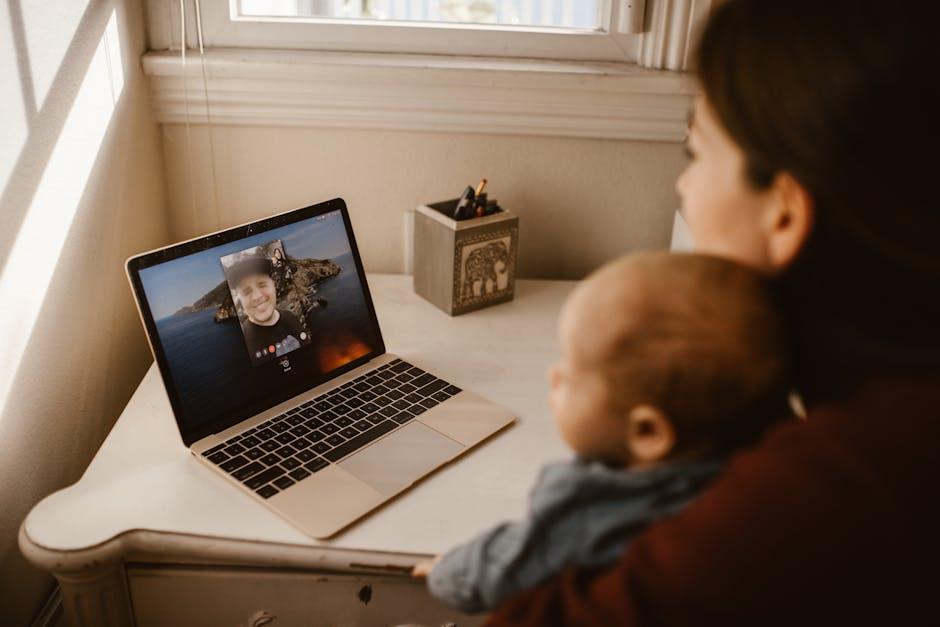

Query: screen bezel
[126,198,386,446]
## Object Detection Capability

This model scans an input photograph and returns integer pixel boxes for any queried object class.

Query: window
[147,0,645,61]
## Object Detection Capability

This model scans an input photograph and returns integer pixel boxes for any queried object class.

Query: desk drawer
[127,565,480,627]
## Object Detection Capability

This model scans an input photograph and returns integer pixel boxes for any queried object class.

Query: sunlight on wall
[18,1,91,111]
[0,11,124,409]
[0,5,28,192]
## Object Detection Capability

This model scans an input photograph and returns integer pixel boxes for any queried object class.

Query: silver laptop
[126,198,515,538]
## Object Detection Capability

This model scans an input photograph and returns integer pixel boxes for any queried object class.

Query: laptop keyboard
[200,359,462,499]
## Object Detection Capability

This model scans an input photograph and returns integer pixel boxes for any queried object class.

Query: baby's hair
[587,252,789,455]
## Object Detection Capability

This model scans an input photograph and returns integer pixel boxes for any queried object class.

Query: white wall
[161,125,685,279]
[0,0,169,622]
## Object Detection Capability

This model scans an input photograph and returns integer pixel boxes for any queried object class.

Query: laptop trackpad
[339,422,464,496]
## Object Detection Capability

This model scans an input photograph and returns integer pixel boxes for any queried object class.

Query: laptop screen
[127,199,384,446]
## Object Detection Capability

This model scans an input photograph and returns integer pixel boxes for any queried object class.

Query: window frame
[147,0,643,62]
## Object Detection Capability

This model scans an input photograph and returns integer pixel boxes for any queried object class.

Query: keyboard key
[392,412,414,424]
[273,413,288,422]
[353,420,372,431]
[372,384,390,395]
[274,476,295,490]
[275,445,297,459]
[321,423,339,435]
[241,435,261,448]
[326,434,345,447]
[203,443,226,456]
[297,449,317,462]
[405,393,423,404]
[417,380,448,397]
[256,428,275,440]
[365,376,384,387]
[309,430,326,442]
[385,379,403,389]
[275,432,295,445]
[347,409,366,420]
[293,437,312,449]
[324,420,398,462]
[339,427,359,439]
[366,413,385,425]
[261,453,281,466]
[353,382,369,393]
[332,403,351,415]
[335,416,352,428]
[411,373,435,388]
[272,422,290,434]
[320,410,338,422]
[233,462,265,481]
[312,442,330,454]
[300,408,318,419]
[432,391,451,402]
[407,367,426,377]
[287,415,305,426]
[378,370,396,380]
[392,399,411,411]
[260,440,280,452]
[386,389,405,399]
[289,468,311,481]
[346,397,365,408]
[208,451,228,464]
[374,396,392,407]
[340,388,359,399]
[360,402,379,413]
[291,425,311,436]
[245,466,285,490]
[245,447,264,460]
[399,383,417,394]
[380,406,398,418]
[410,404,428,416]
[305,458,329,473]
[394,373,413,383]
[359,391,376,402]
[281,457,301,470]
[256,485,279,499]
[224,443,246,456]
[304,417,324,429]
[220,455,249,472]
[313,401,333,412]
[390,361,411,373]
[444,385,462,395]
[420,397,440,409]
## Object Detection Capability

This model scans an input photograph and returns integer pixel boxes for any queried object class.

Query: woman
[487,0,940,624]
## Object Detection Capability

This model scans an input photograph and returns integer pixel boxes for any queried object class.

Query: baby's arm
[425,520,535,614]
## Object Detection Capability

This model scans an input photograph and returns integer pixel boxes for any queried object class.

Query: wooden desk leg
[56,561,133,627]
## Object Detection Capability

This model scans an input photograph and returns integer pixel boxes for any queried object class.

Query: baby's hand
[411,555,441,579]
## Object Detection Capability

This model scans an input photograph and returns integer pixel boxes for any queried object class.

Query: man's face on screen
[236,272,277,325]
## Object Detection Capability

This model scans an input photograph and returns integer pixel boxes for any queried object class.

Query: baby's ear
[625,405,675,463]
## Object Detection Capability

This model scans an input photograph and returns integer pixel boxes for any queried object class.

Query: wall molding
[142,49,695,142]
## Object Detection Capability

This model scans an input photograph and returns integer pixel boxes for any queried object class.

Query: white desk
[20,275,574,627]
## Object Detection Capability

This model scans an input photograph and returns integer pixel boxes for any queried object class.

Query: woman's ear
[625,405,676,464]
[764,171,814,270]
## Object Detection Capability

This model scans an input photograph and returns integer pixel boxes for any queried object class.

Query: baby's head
[549,252,788,467]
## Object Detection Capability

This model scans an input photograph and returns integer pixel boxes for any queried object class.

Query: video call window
[220,240,312,366]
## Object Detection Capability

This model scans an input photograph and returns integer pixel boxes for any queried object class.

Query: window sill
[142,49,695,141]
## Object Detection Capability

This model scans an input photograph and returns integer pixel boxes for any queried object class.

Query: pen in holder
[413,198,519,316]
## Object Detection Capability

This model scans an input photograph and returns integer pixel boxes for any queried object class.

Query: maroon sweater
[487,377,940,626]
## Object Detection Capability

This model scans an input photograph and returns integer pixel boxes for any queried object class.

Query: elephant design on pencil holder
[462,240,510,299]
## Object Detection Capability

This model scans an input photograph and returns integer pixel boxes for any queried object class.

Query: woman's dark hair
[695,0,940,401]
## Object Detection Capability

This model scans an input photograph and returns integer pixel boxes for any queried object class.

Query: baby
[415,252,791,613]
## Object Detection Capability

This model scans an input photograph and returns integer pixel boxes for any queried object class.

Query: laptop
[126,198,515,538]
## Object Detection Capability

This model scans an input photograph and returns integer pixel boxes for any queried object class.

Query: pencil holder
[413,199,519,316]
